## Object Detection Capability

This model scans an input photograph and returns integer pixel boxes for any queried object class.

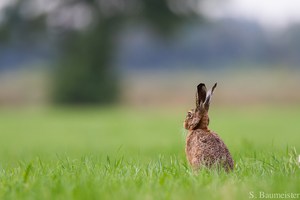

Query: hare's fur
[184,83,234,171]
[186,129,233,171]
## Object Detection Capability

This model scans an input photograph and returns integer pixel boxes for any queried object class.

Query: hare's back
[208,131,234,169]
[186,130,233,170]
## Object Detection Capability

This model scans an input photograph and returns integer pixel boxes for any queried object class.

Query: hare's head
[184,83,217,130]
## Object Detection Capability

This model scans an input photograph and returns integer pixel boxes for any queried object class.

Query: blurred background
[0,0,299,159]
[0,0,300,107]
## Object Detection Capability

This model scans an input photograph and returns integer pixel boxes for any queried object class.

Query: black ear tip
[211,82,217,94]
[197,83,206,89]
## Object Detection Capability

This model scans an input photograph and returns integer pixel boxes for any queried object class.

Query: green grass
[0,106,299,200]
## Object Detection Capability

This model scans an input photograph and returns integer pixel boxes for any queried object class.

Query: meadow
[0,105,299,200]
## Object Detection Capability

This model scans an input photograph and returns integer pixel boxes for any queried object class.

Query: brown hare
[184,83,234,172]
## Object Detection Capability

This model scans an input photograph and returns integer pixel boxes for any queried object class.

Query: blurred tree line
[0,0,201,104]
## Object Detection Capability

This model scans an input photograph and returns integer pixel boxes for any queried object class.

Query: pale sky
[1,0,300,30]
[200,0,300,30]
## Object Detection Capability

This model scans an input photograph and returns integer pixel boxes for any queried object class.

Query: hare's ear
[204,82,217,111]
[196,83,207,108]
[211,82,217,94]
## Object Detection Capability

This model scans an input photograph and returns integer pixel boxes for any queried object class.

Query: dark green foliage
[53,19,121,104]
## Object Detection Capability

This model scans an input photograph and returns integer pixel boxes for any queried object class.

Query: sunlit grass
[0,106,299,199]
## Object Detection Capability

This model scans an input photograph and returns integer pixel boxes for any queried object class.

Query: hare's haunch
[184,83,234,171]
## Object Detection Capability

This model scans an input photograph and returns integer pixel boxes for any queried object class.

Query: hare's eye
[187,112,192,118]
